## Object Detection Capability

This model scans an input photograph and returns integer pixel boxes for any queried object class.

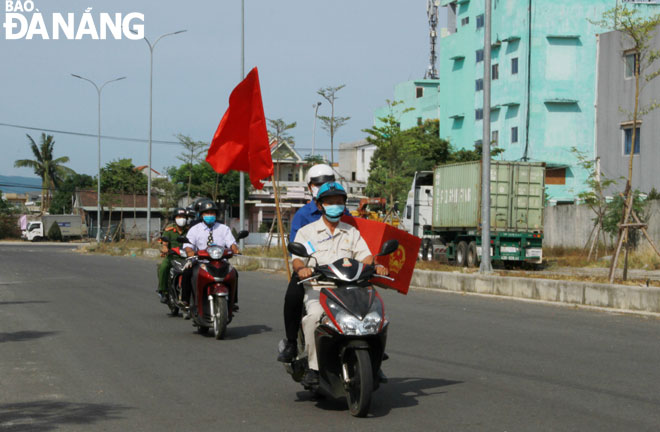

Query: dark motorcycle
[186,230,248,339]
[281,239,399,417]
[159,238,187,317]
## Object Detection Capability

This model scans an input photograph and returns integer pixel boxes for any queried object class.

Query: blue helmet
[316,181,347,202]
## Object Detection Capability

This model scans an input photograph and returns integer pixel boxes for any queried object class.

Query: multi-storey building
[373,79,440,129]
[438,0,659,202]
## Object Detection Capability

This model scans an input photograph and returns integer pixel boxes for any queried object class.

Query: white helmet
[305,164,335,185]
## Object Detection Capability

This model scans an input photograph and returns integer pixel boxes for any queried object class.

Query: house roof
[135,166,165,176]
[76,190,161,210]
[339,139,369,150]
[270,138,303,162]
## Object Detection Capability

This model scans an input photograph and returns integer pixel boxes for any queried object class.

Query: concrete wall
[543,201,660,248]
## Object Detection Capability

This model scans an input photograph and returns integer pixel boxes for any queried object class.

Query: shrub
[48,221,63,241]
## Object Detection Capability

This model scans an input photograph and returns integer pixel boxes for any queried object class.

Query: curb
[232,255,660,316]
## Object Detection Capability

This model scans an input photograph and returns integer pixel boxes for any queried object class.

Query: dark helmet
[185,207,195,218]
[193,198,213,213]
[316,181,347,203]
[198,200,218,214]
[172,207,187,219]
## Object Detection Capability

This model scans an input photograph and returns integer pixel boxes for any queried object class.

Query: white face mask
[310,186,320,199]
[175,217,187,227]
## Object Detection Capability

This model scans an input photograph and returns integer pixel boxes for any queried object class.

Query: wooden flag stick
[272,171,291,281]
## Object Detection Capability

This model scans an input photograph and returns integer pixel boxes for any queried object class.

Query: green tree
[317,85,350,166]
[99,159,147,194]
[303,154,326,165]
[168,162,244,204]
[14,133,73,212]
[47,221,63,241]
[267,118,297,146]
[176,134,208,200]
[49,173,94,214]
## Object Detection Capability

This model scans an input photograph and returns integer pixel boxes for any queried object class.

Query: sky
[0,0,447,180]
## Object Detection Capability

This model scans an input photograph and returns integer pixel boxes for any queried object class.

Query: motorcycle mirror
[377,239,399,256]
[287,242,309,257]
[236,230,249,240]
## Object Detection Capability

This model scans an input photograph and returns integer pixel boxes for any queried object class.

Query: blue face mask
[203,215,216,225]
[323,204,344,222]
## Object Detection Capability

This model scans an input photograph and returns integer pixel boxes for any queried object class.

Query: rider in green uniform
[157,208,188,303]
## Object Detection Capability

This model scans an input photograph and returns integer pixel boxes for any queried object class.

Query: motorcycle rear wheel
[344,349,373,417]
[213,297,228,340]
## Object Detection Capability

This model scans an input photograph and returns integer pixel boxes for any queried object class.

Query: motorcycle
[280,239,399,417]
[159,238,187,317]
[184,230,249,339]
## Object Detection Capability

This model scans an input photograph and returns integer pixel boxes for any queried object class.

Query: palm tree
[14,133,74,212]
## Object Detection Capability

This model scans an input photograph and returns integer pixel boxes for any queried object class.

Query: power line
[0,121,334,153]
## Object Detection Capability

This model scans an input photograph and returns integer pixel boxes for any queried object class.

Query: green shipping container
[431,161,545,232]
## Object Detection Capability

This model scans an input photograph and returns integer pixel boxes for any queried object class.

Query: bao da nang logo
[3,1,144,40]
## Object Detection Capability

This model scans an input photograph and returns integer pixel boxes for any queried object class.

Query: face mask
[175,217,187,227]
[310,186,320,199]
[203,215,216,225]
[323,204,344,222]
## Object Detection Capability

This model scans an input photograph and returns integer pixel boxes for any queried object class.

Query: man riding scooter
[156,208,188,304]
[290,182,389,386]
[180,201,241,310]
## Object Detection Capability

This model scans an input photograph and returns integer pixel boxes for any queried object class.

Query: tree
[590,6,660,281]
[168,162,245,205]
[99,159,148,240]
[47,221,63,241]
[267,118,297,146]
[303,154,326,165]
[14,133,73,212]
[176,134,208,200]
[49,173,94,214]
[317,85,350,166]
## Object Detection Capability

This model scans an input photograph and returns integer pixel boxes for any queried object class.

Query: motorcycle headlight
[326,297,384,336]
[207,246,223,260]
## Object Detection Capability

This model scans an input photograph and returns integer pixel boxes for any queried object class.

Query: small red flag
[206,67,274,189]
[341,215,422,295]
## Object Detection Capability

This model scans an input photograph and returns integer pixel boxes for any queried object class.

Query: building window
[416,86,424,98]
[474,140,483,149]
[546,168,566,185]
[511,126,519,143]
[417,117,423,126]
[492,63,499,80]
[475,78,483,91]
[512,57,519,74]
[624,52,639,79]
[475,108,483,120]
[491,130,499,145]
[461,16,470,26]
[623,127,641,155]
[476,14,484,29]
[351,172,356,181]
[476,49,484,63]
[288,172,293,181]
[361,149,365,163]
[406,205,412,220]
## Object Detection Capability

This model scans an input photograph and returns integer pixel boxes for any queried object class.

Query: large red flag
[341,215,421,295]
[206,67,274,189]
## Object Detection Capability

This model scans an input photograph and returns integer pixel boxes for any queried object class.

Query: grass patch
[543,245,660,270]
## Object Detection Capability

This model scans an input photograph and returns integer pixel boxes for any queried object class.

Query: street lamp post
[71,74,126,242]
[312,102,322,156]
[133,29,186,243]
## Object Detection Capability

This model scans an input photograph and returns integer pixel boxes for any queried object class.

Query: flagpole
[239,0,246,249]
[272,172,291,281]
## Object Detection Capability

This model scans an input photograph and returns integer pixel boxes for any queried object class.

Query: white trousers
[302,288,324,371]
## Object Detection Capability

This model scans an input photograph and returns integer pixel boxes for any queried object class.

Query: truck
[400,161,545,267]
[22,215,87,242]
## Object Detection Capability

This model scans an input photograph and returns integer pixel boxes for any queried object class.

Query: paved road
[1,245,659,431]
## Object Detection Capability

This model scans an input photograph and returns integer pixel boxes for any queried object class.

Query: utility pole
[480,0,493,273]
[239,0,246,249]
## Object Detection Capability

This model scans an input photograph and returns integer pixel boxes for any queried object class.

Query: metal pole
[480,0,493,273]
[312,102,321,156]
[97,86,102,243]
[134,30,186,243]
[239,0,246,249]
[71,74,125,242]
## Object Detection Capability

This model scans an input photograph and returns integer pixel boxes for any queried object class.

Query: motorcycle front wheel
[344,349,373,417]
[213,296,228,340]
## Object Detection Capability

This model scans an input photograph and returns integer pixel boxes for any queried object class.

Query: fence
[543,201,660,249]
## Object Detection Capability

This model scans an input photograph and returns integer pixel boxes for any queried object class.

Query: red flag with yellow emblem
[340,215,421,295]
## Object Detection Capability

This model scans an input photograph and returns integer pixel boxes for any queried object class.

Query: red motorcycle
[188,230,248,339]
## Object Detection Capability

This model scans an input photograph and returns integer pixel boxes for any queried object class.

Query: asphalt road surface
[1,244,659,431]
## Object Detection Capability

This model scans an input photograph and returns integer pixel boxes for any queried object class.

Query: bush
[0,214,20,239]
[48,221,63,241]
